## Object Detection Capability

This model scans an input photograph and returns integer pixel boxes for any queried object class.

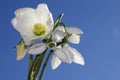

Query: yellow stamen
[33,23,46,36]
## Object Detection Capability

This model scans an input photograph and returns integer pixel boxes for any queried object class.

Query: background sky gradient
[1,0,120,80]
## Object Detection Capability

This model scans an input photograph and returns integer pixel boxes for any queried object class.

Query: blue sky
[1,0,120,80]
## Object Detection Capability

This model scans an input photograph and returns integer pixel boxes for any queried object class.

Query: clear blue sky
[1,0,120,80]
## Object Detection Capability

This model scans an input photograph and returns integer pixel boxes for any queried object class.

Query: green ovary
[33,23,46,36]
[49,43,55,48]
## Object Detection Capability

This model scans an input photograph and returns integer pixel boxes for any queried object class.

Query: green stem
[38,50,53,80]
[28,49,47,80]
[28,54,33,73]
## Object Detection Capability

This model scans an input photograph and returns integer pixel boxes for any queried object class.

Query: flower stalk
[28,54,33,74]
[28,49,47,80]
[38,50,53,80]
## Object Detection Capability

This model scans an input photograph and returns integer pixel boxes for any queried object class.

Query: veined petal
[55,48,72,63]
[66,27,83,35]
[51,55,62,70]
[63,46,74,63]
[68,34,80,44]
[70,47,85,65]
[27,43,47,55]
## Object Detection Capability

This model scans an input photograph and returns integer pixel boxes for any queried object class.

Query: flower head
[11,3,53,45]
[51,44,85,70]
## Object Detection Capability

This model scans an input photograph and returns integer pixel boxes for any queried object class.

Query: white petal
[36,3,53,35]
[14,8,37,32]
[55,48,72,63]
[55,26,65,32]
[66,27,83,34]
[63,46,74,63]
[51,55,62,70]
[11,8,39,45]
[70,47,85,65]
[11,18,17,29]
[52,30,64,42]
[68,34,80,44]
[27,43,47,55]
[52,26,65,42]
[36,3,50,15]
[20,33,40,45]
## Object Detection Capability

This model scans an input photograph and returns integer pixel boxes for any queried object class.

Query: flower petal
[70,47,85,65]
[36,3,53,37]
[66,27,83,34]
[68,34,80,44]
[55,26,65,32]
[27,43,47,55]
[11,8,40,45]
[52,30,64,42]
[55,48,72,63]
[51,55,62,70]
[63,46,74,63]
[13,8,36,32]
[52,26,65,42]
[11,18,17,29]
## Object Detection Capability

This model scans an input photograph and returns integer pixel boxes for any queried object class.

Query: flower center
[48,42,56,50]
[33,23,46,36]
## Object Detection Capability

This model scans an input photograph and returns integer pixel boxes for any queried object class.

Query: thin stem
[28,49,47,80]
[28,54,33,73]
[38,50,53,80]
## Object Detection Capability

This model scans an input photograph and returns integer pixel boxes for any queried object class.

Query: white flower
[51,44,85,70]
[52,26,83,44]
[66,27,83,44]
[11,3,53,45]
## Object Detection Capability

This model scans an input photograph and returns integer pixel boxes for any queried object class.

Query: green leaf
[53,14,64,30]
[15,40,27,60]
[28,49,47,80]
